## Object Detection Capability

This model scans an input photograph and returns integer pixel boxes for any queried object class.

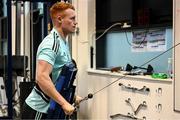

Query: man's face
[61,8,77,34]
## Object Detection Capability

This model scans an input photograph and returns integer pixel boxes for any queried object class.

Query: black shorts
[21,102,47,119]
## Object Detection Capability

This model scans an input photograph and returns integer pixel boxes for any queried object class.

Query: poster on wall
[132,29,166,52]
[131,30,147,52]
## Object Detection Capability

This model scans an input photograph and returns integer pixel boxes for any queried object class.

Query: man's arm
[36,60,75,115]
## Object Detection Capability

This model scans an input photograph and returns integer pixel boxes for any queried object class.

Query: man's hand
[75,95,83,105]
[61,102,75,115]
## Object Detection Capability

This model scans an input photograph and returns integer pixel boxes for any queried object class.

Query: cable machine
[0,0,61,119]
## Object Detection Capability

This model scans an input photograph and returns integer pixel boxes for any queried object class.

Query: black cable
[93,75,126,96]
[89,23,176,97]
[141,42,180,67]
[125,28,149,47]
[91,42,180,96]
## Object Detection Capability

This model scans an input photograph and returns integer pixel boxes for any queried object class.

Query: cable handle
[73,93,93,108]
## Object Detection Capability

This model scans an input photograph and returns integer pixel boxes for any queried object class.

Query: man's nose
[74,22,78,25]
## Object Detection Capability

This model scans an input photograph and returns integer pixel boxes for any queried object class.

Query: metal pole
[7,0,13,118]
[30,2,34,81]
[15,1,21,55]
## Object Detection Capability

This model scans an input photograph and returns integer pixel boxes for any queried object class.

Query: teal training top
[25,28,71,113]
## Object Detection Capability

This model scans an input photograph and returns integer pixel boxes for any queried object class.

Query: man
[22,1,81,119]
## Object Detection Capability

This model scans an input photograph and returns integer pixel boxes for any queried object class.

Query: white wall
[73,0,180,119]
[72,0,96,118]
[174,0,180,112]
[72,0,119,119]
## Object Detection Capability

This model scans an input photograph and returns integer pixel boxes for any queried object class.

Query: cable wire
[92,24,179,96]
[125,28,149,47]
[95,23,122,41]
[92,42,180,96]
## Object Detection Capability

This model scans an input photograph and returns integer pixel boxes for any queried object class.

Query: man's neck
[54,27,67,40]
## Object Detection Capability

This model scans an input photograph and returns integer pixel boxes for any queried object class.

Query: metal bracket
[125,98,147,115]
[110,113,146,120]
[119,83,150,93]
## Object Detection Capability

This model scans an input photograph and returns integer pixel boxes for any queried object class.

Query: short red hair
[50,2,75,20]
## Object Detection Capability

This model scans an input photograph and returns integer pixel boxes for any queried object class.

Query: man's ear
[58,16,63,23]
